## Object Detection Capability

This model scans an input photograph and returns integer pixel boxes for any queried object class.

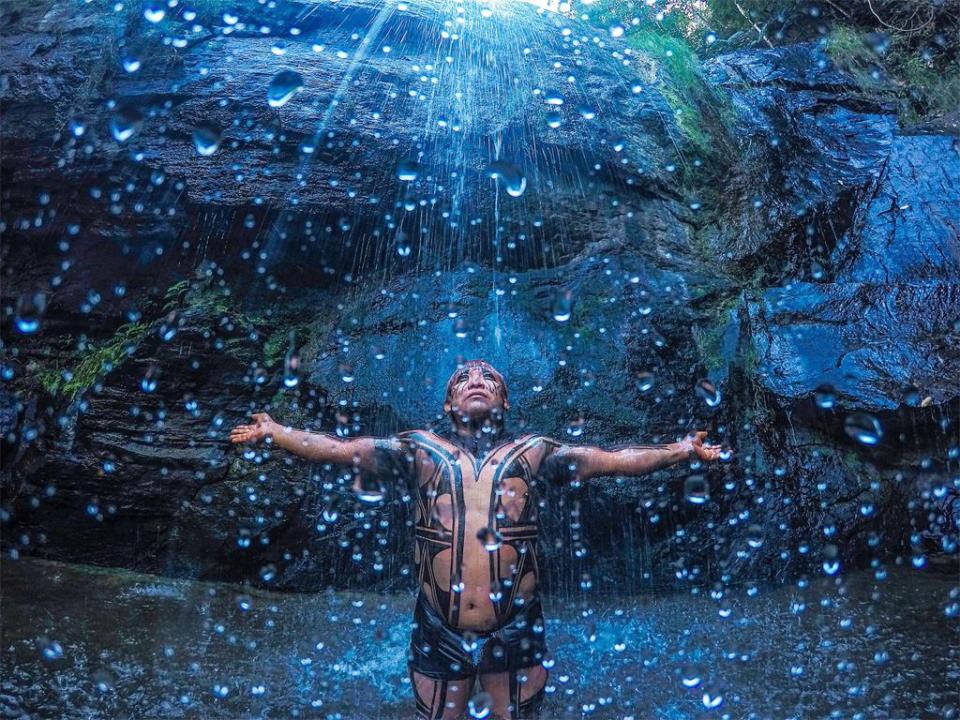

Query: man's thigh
[412,670,473,720]
[479,664,548,719]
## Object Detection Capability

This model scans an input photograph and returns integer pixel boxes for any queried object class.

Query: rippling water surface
[2,558,957,719]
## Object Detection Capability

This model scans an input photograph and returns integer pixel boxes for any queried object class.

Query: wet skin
[229,361,727,718]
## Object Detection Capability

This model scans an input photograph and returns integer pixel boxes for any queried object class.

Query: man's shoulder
[390,428,444,447]
[392,428,437,438]
[507,433,550,446]
[388,430,563,452]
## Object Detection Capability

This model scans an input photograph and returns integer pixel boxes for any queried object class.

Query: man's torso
[387,429,564,632]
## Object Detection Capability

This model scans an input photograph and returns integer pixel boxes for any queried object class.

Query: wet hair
[444,359,508,405]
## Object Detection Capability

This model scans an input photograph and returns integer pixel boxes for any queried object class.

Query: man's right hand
[228,412,278,445]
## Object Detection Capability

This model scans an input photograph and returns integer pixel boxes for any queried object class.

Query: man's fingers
[696,431,708,440]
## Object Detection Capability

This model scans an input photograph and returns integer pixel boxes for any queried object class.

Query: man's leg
[479,665,547,720]
[412,670,473,720]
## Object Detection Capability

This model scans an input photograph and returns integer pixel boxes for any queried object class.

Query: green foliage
[695,298,739,372]
[742,339,758,377]
[38,322,150,400]
[705,0,959,125]
[578,1,957,127]
[706,0,800,38]
[629,30,735,162]
[262,322,314,367]
[825,25,960,125]
[263,329,290,368]
[164,277,266,330]
[580,0,699,37]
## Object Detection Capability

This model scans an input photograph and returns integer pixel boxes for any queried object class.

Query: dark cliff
[1,0,957,593]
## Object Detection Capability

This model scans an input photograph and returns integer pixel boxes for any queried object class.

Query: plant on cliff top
[37,322,150,400]
[825,24,960,126]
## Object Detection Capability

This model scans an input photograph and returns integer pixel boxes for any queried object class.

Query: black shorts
[408,593,549,680]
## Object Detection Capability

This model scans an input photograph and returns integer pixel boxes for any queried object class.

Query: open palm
[683,430,727,462]
[228,412,276,444]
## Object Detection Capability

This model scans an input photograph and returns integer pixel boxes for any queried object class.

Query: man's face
[443,361,510,422]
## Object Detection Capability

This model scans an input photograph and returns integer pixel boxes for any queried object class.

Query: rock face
[1,0,957,592]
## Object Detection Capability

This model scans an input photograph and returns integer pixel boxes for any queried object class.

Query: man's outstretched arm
[554,431,726,482]
[228,412,387,473]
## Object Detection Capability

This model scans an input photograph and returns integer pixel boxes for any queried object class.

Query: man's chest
[406,433,546,521]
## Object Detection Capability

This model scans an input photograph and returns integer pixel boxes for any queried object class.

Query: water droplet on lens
[143,0,165,22]
[109,107,143,143]
[92,668,115,692]
[609,24,624,37]
[487,160,526,197]
[634,371,655,393]
[814,383,836,409]
[121,52,141,73]
[468,691,493,719]
[283,331,299,388]
[844,412,883,445]
[746,524,763,548]
[902,384,921,407]
[141,365,160,393]
[394,231,412,256]
[267,70,304,108]
[543,90,564,106]
[695,378,721,407]
[823,543,840,575]
[259,563,277,582]
[322,500,339,523]
[236,594,253,611]
[546,110,563,128]
[680,663,701,687]
[552,288,573,322]
[701,686,723,709]
[397,160,421,182]
[41,638,64,660]
[14,291,46,334]
[565,416,585,437]
[193,124,222,156]
[684,475,709,505]
[356,477,385,503]
[476,527,503,552]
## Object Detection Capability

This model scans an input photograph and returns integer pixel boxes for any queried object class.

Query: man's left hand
[680,431,728,462]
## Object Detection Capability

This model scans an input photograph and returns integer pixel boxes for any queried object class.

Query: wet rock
[832,134,960,283]
[0,0,956,592]
[746,282,959,410]
[702,43,898,279]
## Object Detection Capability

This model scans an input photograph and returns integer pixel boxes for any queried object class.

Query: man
[229,359,726,719]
